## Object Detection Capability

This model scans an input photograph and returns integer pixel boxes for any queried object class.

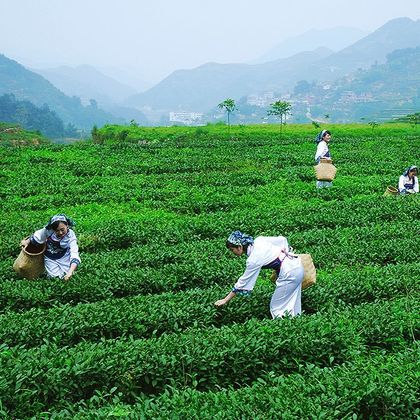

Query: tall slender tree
[267,101,292,132]
[218,98,237,136]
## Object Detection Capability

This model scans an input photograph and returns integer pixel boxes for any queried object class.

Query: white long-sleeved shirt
[398,175,419,193]
[233,236,289,292]
[32,227,81,264]
[315,140,331,162]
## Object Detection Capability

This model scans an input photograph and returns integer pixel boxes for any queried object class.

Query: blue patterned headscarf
[315,129,331,144]
[403,165,418,176]
[46,214,75,229]
[227,230,254,247]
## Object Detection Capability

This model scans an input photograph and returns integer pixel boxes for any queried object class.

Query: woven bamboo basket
[383,185,398,196]
[13,241,46,279]
[270,254,316,290]
[314,159,337,181]
[297,254,316,290]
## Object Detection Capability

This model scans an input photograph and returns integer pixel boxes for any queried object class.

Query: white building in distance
[169,111,203,125]
[247,92,277,107]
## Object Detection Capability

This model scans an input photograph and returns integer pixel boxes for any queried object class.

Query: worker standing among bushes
[398,165,418,194]
[20,214,80,280]
[215,231,304,318]
[315,129,333,188]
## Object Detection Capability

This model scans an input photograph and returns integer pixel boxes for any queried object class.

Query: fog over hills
[124,17,420,115]
[34,64,149,124]
[1,16,419,128]
[0,54,125,129]
[35,65,138,104]
[251,26,368,64]
[323,17,420,71]
[124,48,333,113]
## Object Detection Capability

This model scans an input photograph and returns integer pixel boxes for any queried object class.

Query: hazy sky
[0,0,419,87]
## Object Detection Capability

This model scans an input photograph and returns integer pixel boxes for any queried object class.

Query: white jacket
[233,236,289,292]
[398,175,419,193]
[315,140,330,162]
[32,227,81,263]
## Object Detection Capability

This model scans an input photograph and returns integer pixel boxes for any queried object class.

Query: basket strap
[279,248,298,261]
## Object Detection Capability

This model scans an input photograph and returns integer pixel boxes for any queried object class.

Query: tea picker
[314,129,336,188]
[214,231,312,319]
[18,214,81,280]
[398,165,418,194]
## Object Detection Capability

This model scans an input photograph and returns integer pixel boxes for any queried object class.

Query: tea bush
[0,123,418,418]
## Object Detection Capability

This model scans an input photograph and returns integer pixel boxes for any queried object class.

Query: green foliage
[0,121,50,146]
[0,94,77,138]
[267,101,292,130]
[395,112,420,126]
[56,348,420,419]
[0,298,417,417]
[0,123,418,418]
[217,98,237,135]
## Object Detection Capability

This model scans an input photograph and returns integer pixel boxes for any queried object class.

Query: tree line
[0,94,78,138]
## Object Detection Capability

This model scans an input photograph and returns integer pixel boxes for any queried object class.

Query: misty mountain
[125,47,333,113]
[100,103,149,125]
[204,46,420,125]
[35,64,137,104]
[323,17,420,72]
[0,54,125,129]
[35,64,149,124]
[99,66,152,93]
[252,26,368,64]
[309,46,420,122]
[125,17,420,114]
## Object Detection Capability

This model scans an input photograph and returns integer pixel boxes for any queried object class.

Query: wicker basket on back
[297,254,316,290]
[270,254,316,290]
[314,158,337,181]
[383,186,398,196]
[13,241,46,279]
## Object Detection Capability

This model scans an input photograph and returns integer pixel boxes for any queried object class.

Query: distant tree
[218,98,237,136]
[267,101,292,131]
[368,120,379,130]
[407,113,420,127]
[91,125,102,144]
[117,129,129,142]
[312,121,321,129]
[65,123,78,137]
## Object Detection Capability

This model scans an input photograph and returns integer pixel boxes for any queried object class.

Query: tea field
[0,123,419,419]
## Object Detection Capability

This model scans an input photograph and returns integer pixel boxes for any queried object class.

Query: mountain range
[0,54,125,130]
[251,26,368,64]
[124,47,334,113]
[1,16,419,131]
[125,17,420,115]
[35,65,137,105]
[34,65,149,125]
[309,46,420,122]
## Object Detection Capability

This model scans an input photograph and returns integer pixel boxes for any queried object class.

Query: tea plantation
[0,123,419,419]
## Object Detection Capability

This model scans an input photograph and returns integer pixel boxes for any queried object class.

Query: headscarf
[315,129,331,144]
[227,230,254,247]
[403,165,418,176]
[46,214,75,230]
